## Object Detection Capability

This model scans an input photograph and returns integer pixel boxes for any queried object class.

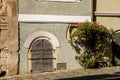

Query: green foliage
[69,22,114,68]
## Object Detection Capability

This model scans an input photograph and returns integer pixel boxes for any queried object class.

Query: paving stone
[0,66,120,80]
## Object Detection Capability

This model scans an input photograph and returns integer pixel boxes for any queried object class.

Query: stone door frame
[24,31,60,73]
[28,37,56,73]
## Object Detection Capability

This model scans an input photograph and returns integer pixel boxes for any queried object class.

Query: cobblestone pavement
[0,66,120,80]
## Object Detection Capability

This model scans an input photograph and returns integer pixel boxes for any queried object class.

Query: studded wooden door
[31,39,53,73]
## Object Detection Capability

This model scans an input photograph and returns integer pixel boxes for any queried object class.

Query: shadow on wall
[112,30,120,66]
[112,41,120,66]
[0,71,6,77]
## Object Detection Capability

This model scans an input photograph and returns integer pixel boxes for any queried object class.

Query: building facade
[92,0,120,66]
[1,0,119,76]
[92,0,120,30]
[18,0,91,74]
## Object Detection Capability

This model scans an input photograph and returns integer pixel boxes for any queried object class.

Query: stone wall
[0,0,18,76]
[0,66,120,80]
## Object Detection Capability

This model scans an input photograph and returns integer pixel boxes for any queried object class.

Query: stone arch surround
[24,31,60,48]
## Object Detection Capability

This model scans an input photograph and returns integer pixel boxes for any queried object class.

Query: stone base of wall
[0,66,120,80]
[0,48,18,76]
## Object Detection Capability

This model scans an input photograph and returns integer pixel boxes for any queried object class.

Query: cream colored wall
[95,0,120,31]
[96,0,120,12]
[96,17,120,31]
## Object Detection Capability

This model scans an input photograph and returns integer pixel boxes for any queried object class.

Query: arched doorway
[24,31,60,73]
[28,38,54,73]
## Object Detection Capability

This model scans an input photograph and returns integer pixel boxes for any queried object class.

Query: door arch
[28,38,55,73]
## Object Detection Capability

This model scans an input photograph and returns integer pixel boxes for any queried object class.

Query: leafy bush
[69,22,114,68]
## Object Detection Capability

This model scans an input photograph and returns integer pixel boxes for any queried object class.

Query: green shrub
[69,22,114,68]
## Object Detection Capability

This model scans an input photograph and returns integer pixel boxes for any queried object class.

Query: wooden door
[31,39,53,73]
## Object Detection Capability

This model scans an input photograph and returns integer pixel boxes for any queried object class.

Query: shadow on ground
[57,72,120,80]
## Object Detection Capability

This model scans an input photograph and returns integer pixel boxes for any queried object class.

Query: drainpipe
[91,0,94,21]
[91,0,96,21]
